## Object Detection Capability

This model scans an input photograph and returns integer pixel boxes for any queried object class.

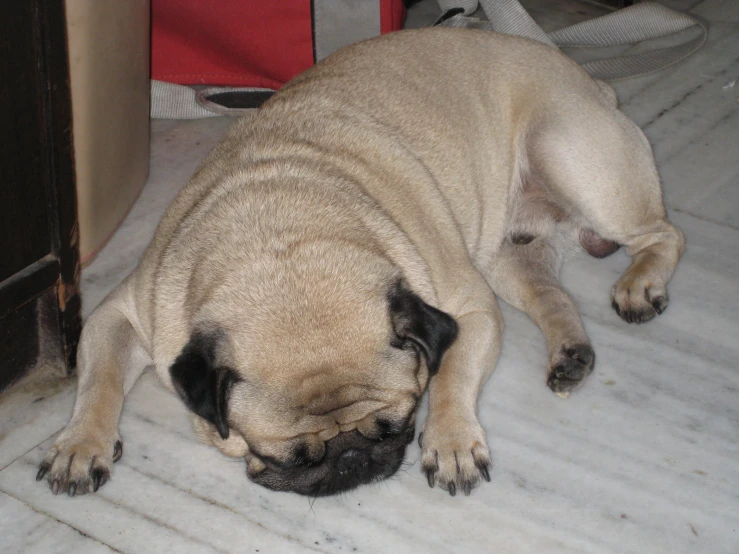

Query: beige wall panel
[66,0,150,262]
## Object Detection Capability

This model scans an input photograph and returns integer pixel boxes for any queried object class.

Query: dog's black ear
[169,332,239,440]
[388,281,458,376]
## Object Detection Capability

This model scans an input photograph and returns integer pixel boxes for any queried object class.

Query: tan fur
[38,29,683,496]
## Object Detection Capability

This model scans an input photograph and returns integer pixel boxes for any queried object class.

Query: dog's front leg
[420,283,503,496]
[37,281,151,495]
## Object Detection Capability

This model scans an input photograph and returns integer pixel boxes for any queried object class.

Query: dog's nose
[336,448,370,474]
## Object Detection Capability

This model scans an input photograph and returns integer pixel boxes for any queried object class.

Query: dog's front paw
[547,343,594,397]
[419,416,491,496]
[36,429,122,496]
[611,273,668,324]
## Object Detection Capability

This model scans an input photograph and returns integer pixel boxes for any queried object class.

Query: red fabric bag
[152,1,407,90]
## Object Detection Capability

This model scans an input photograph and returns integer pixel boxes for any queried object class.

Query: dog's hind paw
[611,274,669,324]
[419,416,491,496]
[37,429,122,496]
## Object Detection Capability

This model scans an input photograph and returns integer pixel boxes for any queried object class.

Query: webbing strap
[437,1,707,81]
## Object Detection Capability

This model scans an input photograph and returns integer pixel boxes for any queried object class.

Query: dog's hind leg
[531,104,685,324]
[36,278,151,495]
[487,235,594,396]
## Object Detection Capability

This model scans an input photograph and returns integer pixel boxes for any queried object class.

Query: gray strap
[151,81,273,119]
[438,0,707,81]
[313,0,382,62]
[476,0,554,45]
[440,0,478,16]
[151,81,215,119]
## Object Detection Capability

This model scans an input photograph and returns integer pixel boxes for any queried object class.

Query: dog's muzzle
[250,426,416,496]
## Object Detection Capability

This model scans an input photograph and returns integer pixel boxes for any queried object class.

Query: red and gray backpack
[150,0,706,119]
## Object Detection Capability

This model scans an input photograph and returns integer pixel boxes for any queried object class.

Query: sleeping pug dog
[37,28,684,497]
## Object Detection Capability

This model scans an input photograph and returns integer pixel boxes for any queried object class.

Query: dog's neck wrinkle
[304,388,382,418]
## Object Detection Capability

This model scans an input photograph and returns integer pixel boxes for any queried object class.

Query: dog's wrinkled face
[169,253,457,495]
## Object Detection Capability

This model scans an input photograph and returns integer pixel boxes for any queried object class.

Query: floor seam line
[0,426,64,472]
[0,488,124,553]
